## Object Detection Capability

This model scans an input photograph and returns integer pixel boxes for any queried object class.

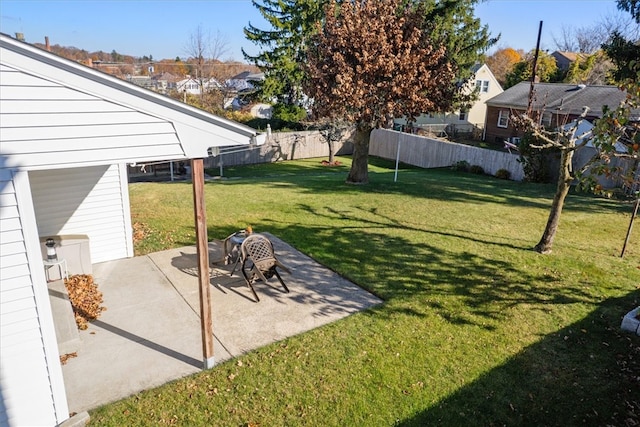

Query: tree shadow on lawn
[258,212,601,331]
[210,164,628,216]
[397,291,640,426]
[219,159,352,178]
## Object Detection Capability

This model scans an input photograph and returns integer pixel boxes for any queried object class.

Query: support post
[394,133,402,182]
[621,197,639,257]
[191,158,215,369]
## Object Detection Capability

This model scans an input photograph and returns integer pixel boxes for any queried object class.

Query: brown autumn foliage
[485,47,523,87]
[304,0,459,184]
[64,274,106,330]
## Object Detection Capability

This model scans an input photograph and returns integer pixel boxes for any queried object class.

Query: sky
[0,0,629,63]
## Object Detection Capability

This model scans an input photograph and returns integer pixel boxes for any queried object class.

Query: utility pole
[527,21,543,112]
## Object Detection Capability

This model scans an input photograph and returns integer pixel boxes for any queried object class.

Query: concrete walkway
[59,234,382,414]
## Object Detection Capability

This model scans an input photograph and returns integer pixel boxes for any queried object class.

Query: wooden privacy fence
[204,130,353,170]
[127,130,353,179]
[370,129,525,181]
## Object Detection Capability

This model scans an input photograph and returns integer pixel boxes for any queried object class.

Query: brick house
[483,82,626,144]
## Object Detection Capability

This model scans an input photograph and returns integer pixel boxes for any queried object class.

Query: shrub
[223,110,254,123]
[495,169,511,180]
[451,160,470,172]
[517,132,554,183]
[470,165,485,174]
[272,103,308,122]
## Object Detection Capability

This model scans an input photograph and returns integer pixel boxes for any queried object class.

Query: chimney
[45,36,50,51]
[15,32,25,41]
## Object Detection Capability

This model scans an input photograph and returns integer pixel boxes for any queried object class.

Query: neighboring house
[0,33,261,427]
[152,71,180,93]
[225,71,264,92]
[176,76,220,95]
[224,72,273,118]
[127,75,154,89]
[483,82,626,144]
[394,63,503,135]
[551,50,587,71]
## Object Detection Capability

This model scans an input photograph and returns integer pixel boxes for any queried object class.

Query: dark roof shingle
[486,82,626,118]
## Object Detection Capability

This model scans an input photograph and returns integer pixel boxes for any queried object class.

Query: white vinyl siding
[0,169,68,426]
[0,64,185,170]
[29,165,133,264]
[0,34,260,426]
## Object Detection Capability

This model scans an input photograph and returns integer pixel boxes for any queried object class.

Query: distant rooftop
[486,82,626,118]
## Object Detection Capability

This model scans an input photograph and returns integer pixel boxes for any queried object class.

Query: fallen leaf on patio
[64,274,106,330]
[60,352,77,365]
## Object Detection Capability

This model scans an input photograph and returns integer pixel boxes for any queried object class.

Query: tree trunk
[328,141,335,164]
[346,123,372,184]
[534,148,574,254]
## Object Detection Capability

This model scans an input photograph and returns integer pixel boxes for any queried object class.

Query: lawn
[91,156,639,426]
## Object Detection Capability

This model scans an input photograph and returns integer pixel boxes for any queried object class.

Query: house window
[541,111,552,127]
[497,110,509,128]
[476,80,489,93]
[459,110,467,121]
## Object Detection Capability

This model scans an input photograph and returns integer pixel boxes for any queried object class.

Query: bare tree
[306,118,353,165]
[514,63,638,254]
[588,67,640,195]
[514,107,594,254]
[553,25,605,53]
[599,11,640,41]
[553,10,640,54]
[184,25,207,81]
[184,25,230,102]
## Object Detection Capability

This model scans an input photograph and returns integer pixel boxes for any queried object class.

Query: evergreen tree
[413,0,496,83]
[243,0,326,105]
[602,32,640,82]
[617,0,640,22]
[244,0,494,109]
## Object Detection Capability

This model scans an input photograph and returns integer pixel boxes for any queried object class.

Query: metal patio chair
[222,230,249,276]
[240,234,291,302]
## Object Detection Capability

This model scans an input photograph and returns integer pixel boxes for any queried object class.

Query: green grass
[92,156,639,426]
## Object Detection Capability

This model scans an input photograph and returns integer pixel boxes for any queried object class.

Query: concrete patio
[55,233,382,415]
